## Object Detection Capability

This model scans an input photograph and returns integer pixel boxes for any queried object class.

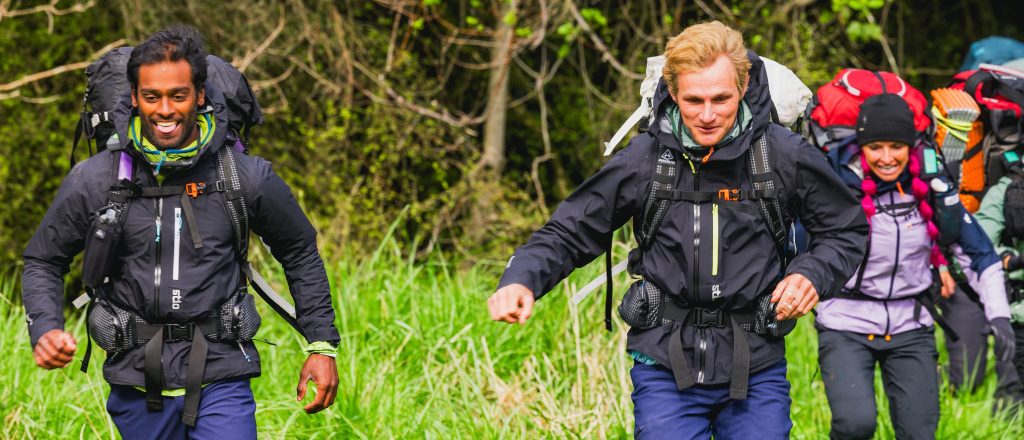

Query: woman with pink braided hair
[814,93,1013,440]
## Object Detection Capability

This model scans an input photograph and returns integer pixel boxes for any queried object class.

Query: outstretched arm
[489,138,647,323]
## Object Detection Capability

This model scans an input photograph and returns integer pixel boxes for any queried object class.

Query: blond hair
[662,21,751,96]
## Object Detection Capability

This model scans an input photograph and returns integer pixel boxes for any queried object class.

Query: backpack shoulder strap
[215,143,250,263]
[636,145,680,250]
[216,141,305,336]
[747,133,789,267]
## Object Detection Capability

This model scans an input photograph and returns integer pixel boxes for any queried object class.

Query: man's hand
[296,354,338,414]
[33,329,77,369]
[938,268,956,299]
[770,274,818,320]
[487,283,535,324]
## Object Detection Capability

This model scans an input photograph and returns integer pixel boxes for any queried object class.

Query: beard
[140,105,199,150]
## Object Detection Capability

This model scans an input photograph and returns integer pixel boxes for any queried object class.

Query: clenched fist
[487,284,535,324]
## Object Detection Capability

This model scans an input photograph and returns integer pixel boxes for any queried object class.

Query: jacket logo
[659,150,675,164]
[711,284,721,300]
[172,289,182,310]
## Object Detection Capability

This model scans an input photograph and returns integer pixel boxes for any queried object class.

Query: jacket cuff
[27,319,61,348]
[497,270,543,300]
[784,266,825,300]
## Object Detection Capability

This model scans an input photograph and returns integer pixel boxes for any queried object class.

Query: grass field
[1,236,1022,438]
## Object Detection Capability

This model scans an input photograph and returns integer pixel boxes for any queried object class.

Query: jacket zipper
[688,158,708,384]
[884,196,901,337]
[173,207,181,281]
[697,328,707,384]
[154,198,163,319]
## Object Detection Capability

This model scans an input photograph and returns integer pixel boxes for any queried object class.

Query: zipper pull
[238,341,252,363]
[155,221,161,243]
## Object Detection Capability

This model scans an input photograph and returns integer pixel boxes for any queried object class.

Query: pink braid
[859,154,877,225]
[908,153,948,267]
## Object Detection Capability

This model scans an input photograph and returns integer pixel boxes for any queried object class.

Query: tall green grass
[1,237,1021,438]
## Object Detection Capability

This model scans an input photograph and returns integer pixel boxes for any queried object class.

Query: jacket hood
[648,50,773,161]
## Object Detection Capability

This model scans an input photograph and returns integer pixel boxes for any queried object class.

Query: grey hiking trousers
[818,326,939,440]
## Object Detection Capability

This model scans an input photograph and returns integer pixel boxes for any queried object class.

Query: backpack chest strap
[652,188,780,203]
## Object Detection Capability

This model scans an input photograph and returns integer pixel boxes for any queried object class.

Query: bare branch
[350,59,486,129]
[0,0,95,26]
[565,1,643,80]
[864,9,899,76]
[0,39,126,92]
[249,65,296,91]
[233,7,287,73]
[530,56,553,217]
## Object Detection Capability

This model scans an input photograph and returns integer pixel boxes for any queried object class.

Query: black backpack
[71,47,264,165]
[1001,151,1024,246]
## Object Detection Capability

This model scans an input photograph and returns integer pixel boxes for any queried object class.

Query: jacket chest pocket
[165,193,236,280]
[703,200,776,302]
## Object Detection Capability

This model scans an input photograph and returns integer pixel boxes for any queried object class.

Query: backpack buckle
[693,308,726,328]
[163,323,194,342]
[185,182,206,198]
[717,188,740,201]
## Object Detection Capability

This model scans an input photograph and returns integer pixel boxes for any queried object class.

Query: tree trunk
[469,1,516,238]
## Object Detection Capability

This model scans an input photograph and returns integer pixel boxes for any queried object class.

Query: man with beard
[22,25,339,438]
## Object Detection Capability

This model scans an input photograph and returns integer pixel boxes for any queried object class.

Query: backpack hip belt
[831,285,960,341]
[662,298,756,400]
[87,287,261,424]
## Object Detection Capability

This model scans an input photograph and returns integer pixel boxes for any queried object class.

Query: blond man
[488,21,867,438]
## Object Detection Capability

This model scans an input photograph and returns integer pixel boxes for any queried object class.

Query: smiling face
[861,140,910,182]
[131,59,205,150]
[672,54,747,148]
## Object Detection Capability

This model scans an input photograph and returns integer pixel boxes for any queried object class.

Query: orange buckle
[867,334,875,341]
[185,182,206,198]
[718,188,739,201]
[884,334,892,342]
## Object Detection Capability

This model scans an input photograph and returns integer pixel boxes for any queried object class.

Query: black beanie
[856,93,916,146]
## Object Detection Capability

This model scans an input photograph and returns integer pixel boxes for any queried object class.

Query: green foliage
[3,245,1024,437]
[580,7,608,28]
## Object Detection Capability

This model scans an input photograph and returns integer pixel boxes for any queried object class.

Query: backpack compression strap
[215,142,303,335]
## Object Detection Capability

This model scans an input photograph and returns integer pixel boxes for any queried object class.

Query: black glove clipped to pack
[1003,251,1024,273]
[991,317,1017,364]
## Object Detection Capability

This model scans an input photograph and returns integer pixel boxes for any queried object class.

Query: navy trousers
[106,378,257,440]
[630,359,791,440]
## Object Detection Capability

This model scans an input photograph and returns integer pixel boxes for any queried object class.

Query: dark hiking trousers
[1015,323,1024,388]
[818,326,939,440]
[940,286,989,391]
[630,359,791,440]
[106,377,256,439]
[940,288,1024,400]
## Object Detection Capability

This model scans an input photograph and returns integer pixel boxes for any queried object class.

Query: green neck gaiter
[129,112,214,174]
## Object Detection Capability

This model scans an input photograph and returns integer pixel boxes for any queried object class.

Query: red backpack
[806,69,931,152]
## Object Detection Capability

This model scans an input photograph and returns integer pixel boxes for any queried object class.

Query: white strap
[604,101,650,156]
[572,258,628,305]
